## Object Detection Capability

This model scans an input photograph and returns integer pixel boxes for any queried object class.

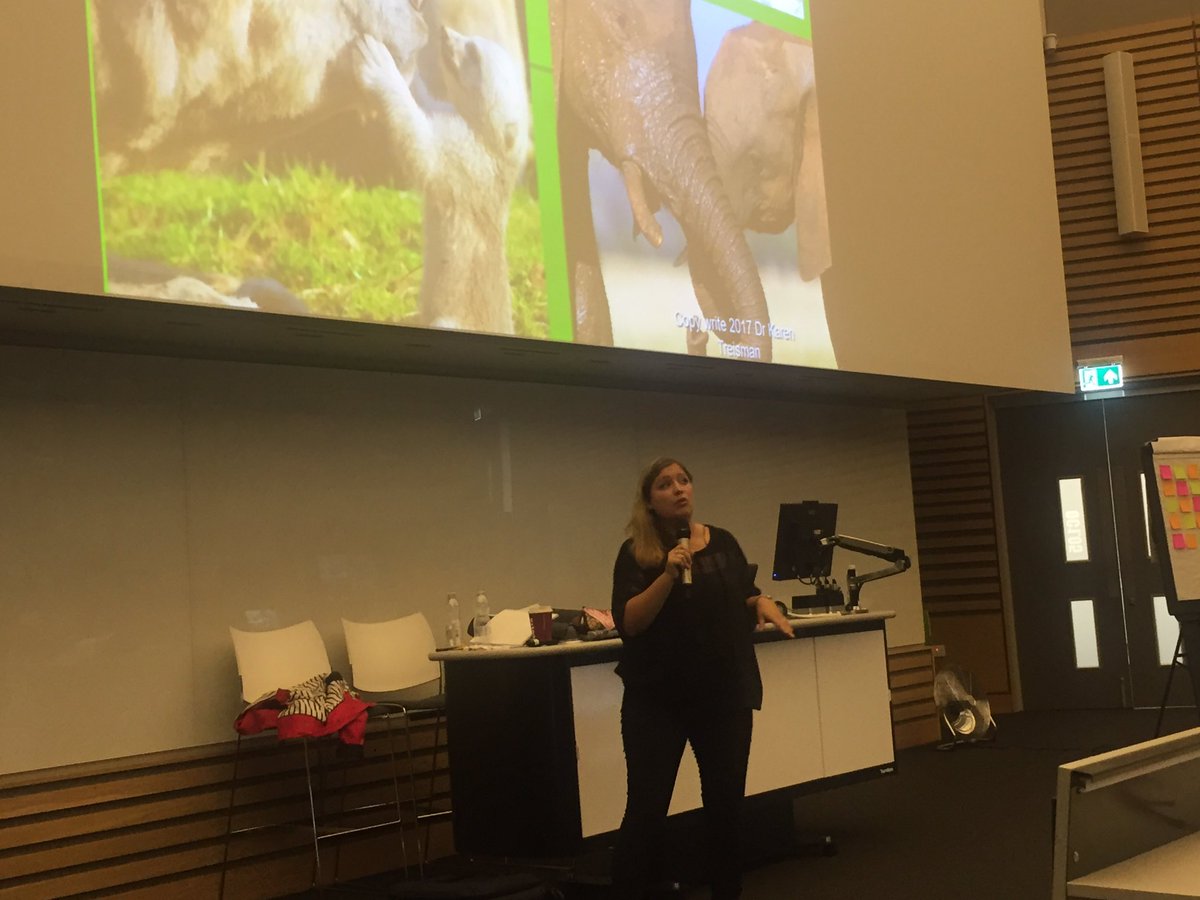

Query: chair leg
[400,713,425,878]
[383,711,411,877]
[302,738,324,889]
[218,733,243,900]
[421,711,444,866]
[331,741,349,887]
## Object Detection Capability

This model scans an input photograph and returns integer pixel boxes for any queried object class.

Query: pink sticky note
[1178,480,1190,497]
[1174,533,1187,550]
[1162,465,1175,480]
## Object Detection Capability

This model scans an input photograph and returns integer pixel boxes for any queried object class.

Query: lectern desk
[430,611,895,858]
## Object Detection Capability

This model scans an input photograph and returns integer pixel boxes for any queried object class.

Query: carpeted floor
[295,708,1197,900]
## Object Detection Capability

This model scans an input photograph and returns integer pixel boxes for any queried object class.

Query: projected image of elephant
[705,22,830,290]
[91,0,430,177]
[90,0,550,338]
[550,0,773,361]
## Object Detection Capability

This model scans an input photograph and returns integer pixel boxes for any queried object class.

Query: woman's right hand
[665,544,692,581]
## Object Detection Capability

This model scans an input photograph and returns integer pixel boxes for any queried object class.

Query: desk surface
[429,610,894,662]
[1068,832,1200,899]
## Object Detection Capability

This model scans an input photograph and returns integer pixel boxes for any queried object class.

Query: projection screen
[0,0,1074,392]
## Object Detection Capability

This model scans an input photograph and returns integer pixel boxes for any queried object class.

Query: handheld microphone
[676,525,692,585]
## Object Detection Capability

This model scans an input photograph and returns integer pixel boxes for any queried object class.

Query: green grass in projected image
[102,163,548,338]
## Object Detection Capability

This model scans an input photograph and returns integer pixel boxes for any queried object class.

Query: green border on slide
[702,0,811,40]
[85,0,110,292]
[524,0,573,342]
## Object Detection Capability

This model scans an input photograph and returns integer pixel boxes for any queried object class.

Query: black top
[611,526,763,710]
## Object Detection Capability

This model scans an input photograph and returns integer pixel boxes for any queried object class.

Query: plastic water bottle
[445,593,461,648]
[475,590,491,643]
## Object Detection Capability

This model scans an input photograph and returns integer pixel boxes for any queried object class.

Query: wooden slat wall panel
[907,399,1012,713]
[904,17,1200,719]
[887,645,939,749]
[0,719,451,899]
[1046,18,1200,375]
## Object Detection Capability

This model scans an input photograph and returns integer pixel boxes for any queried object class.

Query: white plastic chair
[230,620,332,703]
[220,620,406,895]
[342,612,440,694]
[342,613,450,872]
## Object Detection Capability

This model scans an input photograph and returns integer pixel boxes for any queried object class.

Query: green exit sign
[1078,363,1124,393]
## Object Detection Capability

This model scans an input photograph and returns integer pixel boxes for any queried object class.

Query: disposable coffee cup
[529,606,554,643]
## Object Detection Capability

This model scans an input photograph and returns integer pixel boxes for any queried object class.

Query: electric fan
[933,664,996,749]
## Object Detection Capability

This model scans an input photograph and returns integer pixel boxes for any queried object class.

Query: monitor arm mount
[820,534,911,613]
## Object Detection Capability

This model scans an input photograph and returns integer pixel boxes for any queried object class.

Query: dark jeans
[611,686,754,900]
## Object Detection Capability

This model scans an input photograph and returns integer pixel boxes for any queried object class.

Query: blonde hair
[626,457,693,568]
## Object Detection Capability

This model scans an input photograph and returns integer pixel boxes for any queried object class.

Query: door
[1099,391,1197,709]
[996,400,1127,709]
[995,391,1197,710]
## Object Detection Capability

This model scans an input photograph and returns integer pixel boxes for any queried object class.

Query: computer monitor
[772,501,838,581]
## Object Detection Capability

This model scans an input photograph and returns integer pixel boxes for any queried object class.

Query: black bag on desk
[388,871,558,899]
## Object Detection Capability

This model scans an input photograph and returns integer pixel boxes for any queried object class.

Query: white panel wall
[815,0,1072,391]
[0,345,922,774]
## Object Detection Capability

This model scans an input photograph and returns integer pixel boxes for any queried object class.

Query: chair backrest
[229,620,332,703]
[341,612,440,693]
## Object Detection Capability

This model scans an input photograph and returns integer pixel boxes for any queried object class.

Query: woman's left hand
[753,595,795,637]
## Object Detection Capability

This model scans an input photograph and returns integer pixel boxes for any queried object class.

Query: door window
[1059,478,1090,563]
[1141,474,1155,559]
[1070,599,1101,669]
[1152,596,1180,666]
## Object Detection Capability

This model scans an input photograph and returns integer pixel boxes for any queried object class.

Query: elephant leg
[686,328,710,355]
[558,112,613,345]
[794,94,832,283]
[686,256,722,356]
[687,246,771,362]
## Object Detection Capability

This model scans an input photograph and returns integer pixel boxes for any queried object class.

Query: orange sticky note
[1165,481,1177,497]
[1181,497,1193,514]
[1188,534,1198,550]
[1190,464,1200,480]
[1170,514,1182,529]
[1174,533,1187,550]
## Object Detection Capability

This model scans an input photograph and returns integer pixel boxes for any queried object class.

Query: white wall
[0,345,922,774]
[815,0,1073,391]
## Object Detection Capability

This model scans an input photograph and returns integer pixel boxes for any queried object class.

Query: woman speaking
[610,457,794,900]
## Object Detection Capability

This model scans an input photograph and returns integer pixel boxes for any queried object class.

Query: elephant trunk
[630,110,772,361]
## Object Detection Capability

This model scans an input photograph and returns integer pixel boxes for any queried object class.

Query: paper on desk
[470,608,532,646]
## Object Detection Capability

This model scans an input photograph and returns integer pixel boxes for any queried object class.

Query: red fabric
[278,691,370,744]
[234,687,372,747]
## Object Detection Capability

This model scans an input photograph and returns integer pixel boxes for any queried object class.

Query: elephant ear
[794,90,832,282]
